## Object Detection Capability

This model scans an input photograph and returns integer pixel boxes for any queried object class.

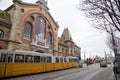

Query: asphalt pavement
[4,63,120,80]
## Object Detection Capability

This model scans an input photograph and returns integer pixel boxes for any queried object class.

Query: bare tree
[79,0,120,57]
[106,28,120,56]
[79,0,120,33]
[106,33,120,50]
[106,35,113,50]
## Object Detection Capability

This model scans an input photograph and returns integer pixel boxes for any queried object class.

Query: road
[53,64,114,80]
[4,63,119,80]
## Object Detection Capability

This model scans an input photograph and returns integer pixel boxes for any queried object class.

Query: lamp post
[110,28,117,61]
[110,28,119,80]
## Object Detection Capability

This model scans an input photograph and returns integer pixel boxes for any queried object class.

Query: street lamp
[110,28,118,61]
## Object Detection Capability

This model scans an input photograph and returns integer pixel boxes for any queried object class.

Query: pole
[110,27,117,58]
[84,51,86,63]
[110,28,118,80]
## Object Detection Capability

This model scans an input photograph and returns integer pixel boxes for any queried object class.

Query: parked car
[100,61,107,67]
[113,60,120,74]
[107,61,112,64]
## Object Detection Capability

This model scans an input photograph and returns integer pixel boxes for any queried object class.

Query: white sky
[0,0,112,59]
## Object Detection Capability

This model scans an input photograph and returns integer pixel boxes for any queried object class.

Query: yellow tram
[0,50,78,78]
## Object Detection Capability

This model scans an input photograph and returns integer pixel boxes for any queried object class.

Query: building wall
[58,28,81,58]
[0,11,11,49]
[0,0,80,59]
[0,0,58,54]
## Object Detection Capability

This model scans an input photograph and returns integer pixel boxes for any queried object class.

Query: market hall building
[0,0,81,59]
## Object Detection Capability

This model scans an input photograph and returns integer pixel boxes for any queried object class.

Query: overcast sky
[0,0,112,59]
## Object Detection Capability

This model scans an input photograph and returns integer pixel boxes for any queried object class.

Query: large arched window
[23,22,32,39]
[36,16,45,39]
[47,32,52,45]
[0,29,4,39]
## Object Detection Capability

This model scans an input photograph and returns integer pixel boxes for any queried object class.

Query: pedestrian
[86,58,89,66]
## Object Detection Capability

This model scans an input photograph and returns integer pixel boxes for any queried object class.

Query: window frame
[35,16,46,39]
[47,32,52,46]
[0,29,4,39]
[23,22,32,40]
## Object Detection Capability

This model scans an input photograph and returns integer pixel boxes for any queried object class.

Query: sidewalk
[114,74,120,80]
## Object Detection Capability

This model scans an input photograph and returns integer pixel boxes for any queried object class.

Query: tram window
[8,54,13,63]
[15,54,24,63]
[72,59,75,62]
[69,58,72,62]
[0,53,2,62]
[47,57,51,63]
[56,57,59,62]
[25,55,33,63]
[34,56,40,62]
[60,58,63,62]
[74,59,78,62]
[72,59,74,62]
[64,58,67,62]
[0,53,7,63]
[41,57,46,63]
[0,53,13,63]
[73,59,75,62]
[72,59,76,62]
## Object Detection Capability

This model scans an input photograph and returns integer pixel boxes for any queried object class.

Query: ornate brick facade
[0,0,81,59]
[58,28,81,59]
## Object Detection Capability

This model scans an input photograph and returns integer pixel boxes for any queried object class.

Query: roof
[14,50,53,56]
[61,28,73,42]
